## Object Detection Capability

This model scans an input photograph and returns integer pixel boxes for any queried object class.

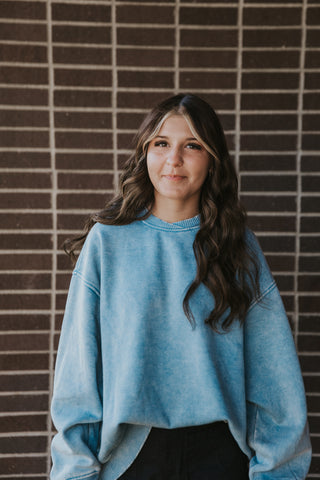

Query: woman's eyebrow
[154,135,198,141]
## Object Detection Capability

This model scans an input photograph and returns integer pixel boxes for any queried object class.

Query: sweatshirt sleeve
[244,242,312,479]
[50,270,103,480]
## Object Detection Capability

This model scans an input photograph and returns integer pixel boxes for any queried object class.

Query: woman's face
[146,115,210,217]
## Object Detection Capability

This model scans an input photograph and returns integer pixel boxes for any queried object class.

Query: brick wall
[0,0,319,477]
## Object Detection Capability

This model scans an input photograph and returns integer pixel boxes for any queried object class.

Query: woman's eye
[187,143,202,150]
[154,141,168,147]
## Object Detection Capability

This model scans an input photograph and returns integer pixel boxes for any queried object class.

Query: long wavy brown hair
[64,93,260,331]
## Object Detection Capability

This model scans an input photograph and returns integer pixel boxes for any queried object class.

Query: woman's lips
[163,175,186,181]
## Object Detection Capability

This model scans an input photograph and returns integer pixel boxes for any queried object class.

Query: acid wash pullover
[51,214,311,480]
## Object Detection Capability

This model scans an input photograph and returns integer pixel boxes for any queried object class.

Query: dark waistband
[151,421,227,434]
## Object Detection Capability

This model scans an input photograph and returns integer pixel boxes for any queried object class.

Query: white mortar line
[174,0,180,94]
[294,0,307,347]
[46,0,57,475]
[235,0,243,176]
[112,0,118,191]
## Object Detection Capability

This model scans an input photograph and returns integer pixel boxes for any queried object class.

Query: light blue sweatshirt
[51,214,311,480]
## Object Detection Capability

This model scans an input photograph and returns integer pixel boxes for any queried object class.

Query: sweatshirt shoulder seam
[73,270,100,297]
[247,280,277,313]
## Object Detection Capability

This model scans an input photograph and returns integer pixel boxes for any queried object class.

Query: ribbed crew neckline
[142,213,200,232]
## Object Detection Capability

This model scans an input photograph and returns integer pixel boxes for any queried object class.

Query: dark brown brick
[302,134,320,151]
[56,153,113,170]
[0,373,49,392]
[301,217,320,233]
[301,155,319,172]
[53,46,111,65]
[243,7,301,26]
[300,236,320,254]
[303,93,320,110]
[0,354,48,372]
[0,314,50,331]
[242,72,299,90]
[118,70,174,88]
[243,29,301,47]
[0,152,50,169]
[299,353,318,373]
[0,234,52,250]
[180,72,236,89]
[180,29,237,47]
[240,155,296,172]
[303,114,320,131]
[52,3,111,22]
[303,374,320,390]
[117,91,174,109]
[0,333,48,352]
[180,7,237,26]
[241,194,296,212]
[55,111,112,129]
[0,193,51,209]
[0,1,46,20]
[306,30,320,48]
[0,44,47,63]
[298,275,320,293]
[0,434,47,453]
[302,197,320,214]
[302,176,320,193]
[1,294,50,310]
[57,193,110,209]
[257,235,295,253]
[55,131,112,150]
[0,131,49,149]
[0,251,52,270]
[307,7,320,26]
[274,274,294,292]
[305,51,320,69]
[242,174,297,192]
[180,50,237,68]
[241,93,298,110]
[299,317,320,333]
[0,110,49,128]
[265,254,295,272]
[309,415,320,434]
[0,173,51,189]
[241,134,297,152]
[0,22,47,41]
[117,133,135,150]
[117,112,145,130]
[117,5,174,24]
[298,335,320,352]
[117,48,174,67]
[54,68,112,87]
[0,88,48,106]
[241,114,297,132]
[117,27,175,46]
[0,273,51,290]
[305,72,320,90]
[0,66,48,85]
[52,25,111,44]
[247,215,296,232]
[56,272,73,290]
[54,90,111,108]
[242,50,299,69]
[0,456,47,474]
[58,172,113,190]
[57,213,88,230]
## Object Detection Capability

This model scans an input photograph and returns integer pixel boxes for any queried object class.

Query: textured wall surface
[0,0,319,478]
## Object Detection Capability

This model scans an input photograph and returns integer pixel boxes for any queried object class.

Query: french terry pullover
[51,214,311,480]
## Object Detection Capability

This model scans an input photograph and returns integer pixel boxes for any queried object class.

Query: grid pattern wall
[0,0,319,478]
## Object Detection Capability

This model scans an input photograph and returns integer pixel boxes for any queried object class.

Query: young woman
[51,94,311,480]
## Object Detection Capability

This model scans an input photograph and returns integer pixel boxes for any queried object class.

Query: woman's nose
[166,147,183,166]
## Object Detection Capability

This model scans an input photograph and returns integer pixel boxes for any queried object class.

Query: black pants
[118,421,249,480]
